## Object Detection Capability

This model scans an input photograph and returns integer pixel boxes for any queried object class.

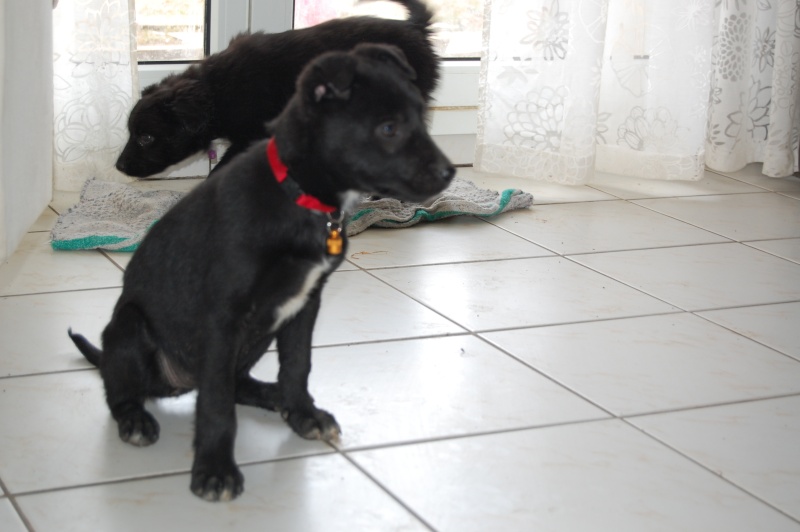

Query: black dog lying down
[116,0,439,177]
[69,44,455,502]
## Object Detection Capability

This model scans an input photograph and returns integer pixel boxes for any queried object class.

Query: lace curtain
[706,0,799,177]
[52,0,138,191]
[475,0,800,184]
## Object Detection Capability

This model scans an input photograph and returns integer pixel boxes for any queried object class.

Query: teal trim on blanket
[51,235,128,251]
[496,189,516,213]
[368,188,519,227]
[51,218,162,252]
[348,208,374,224]
[115,244,140,252]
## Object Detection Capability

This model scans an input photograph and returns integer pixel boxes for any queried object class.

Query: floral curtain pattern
[476,0,609,184]
[476,0,800,184]
[705,0,800,177]
[53,0,138,191]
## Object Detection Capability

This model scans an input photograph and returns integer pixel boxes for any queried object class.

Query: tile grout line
[335,450,438,531]
[471,332,621,418]
[5,471,195,501]
[328,391,800,455]
[561,240,737,258]
[349,264,472,333]
[333,417,614,455]
[620,391,800,420]
[344,252,558,273]
[629,193,800,245]
[621,418,800,526]
[469,309,685,335]
[740,240,800,266]
[0,367,97,382]
[560,250,800,315]
[0,286,122,300]
[4,450,332,501]
[690,311,800,365]
[98,249,127,273]
[559,254,688,311]
[0,477,34,532]
[467,298,800,337]
[702,168,796,192]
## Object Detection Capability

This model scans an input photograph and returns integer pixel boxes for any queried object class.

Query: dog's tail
[387,0,434,32]
[68,328,103,367]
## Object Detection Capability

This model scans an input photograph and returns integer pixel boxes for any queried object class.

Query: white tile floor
[1,164,800,531]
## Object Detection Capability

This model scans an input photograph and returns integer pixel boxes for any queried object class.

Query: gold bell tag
[326,221,343,256]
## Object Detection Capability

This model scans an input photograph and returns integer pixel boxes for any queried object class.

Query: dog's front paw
[117,410,160,447]
[282,407,341,443]
[190,463,244,502]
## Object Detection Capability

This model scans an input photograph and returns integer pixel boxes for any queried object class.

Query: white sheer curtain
[52,0,139,191]
[706,0,799,177]
[475,0,800,184]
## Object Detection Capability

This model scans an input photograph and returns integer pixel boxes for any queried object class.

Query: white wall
[0,0,53,262]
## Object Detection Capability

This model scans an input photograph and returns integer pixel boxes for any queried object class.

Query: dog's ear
[353,43,417,81]
[166,79,212,134]
[305,53,358,103]
[142,83,159,97]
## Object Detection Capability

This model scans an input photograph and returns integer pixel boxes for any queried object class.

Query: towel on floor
[50,177,533,252]
[346,178,534,235]
[51,178,184,252]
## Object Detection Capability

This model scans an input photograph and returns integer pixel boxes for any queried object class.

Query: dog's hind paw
[235,378,282,412]
[190,464,244,502]
[117,410,160,447]
[282,407,341,443]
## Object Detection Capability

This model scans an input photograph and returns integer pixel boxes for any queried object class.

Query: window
[427,0,483,58]
[293,0,483,59]
[136,0,208,62]
[134,0,483,63]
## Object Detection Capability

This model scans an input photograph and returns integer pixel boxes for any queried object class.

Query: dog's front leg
[276,290,341,443]
[190,329,244,502]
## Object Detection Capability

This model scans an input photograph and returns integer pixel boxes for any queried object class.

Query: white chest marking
[271,259,333,332]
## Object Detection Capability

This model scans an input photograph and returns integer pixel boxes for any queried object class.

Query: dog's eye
[137,134,155,147]
[377,122,397,138]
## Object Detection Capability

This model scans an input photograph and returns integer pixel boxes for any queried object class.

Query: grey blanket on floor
[50,177,533,252]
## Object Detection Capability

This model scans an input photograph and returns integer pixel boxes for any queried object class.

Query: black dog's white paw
[282,407,341,443]
[190,464,244,502]
[117,410,160,447]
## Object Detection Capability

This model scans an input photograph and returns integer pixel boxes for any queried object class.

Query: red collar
[266,138,337,214]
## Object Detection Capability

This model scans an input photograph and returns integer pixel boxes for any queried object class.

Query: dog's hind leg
[232,333,282,411]
[100,303,162,447]
[276,290,341,443]
[235,376,281,411]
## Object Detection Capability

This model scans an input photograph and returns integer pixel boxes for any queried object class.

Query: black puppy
[116,0,439,178]
[69,43,455,501]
